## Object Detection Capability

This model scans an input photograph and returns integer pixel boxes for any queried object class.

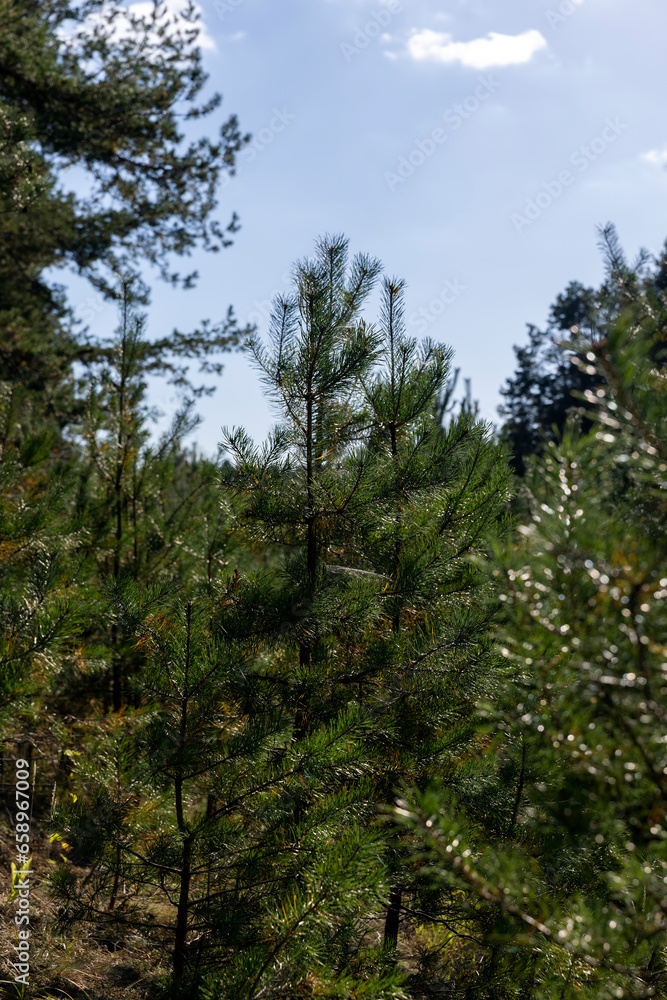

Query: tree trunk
[172,835,192,981]
[173,602,193,982]
[383,886,402,952]
[112,644,122,713]
[108,842,122,911]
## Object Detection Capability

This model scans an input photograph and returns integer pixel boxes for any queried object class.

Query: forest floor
[0,826,158,1000]
[0,824,460,999]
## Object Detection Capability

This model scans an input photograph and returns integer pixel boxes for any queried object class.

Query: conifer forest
[1,2,667,998]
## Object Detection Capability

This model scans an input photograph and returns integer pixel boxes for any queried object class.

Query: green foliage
[499,227,667,475]
[49,583,403,997]
[397,229,667,998]
[0,0,249,442]
[0,430,81,714]
[0,0,247,288]
[217,235,512,994]
[42,234,511,996]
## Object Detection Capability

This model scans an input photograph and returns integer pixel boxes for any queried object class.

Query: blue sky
[67,0,667,453]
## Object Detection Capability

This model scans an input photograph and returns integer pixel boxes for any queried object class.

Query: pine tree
[0,0,248,437]
[217,236,511,995]
[348,276,511,968]
[47,233,510,997]
[50,583,404,996]
[499,281,601,475]
[214,234,408,998]
[499,227,667,476]
[46,237,396,998]
[66,278,246,711]
[395,227,667,998]
[0,421,79,715]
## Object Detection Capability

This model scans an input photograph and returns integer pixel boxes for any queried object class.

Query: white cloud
[641,147,667,168]
[406,28,547,69]
[220,30,247,43]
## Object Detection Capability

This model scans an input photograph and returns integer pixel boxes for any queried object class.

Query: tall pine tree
[396,227,667,998]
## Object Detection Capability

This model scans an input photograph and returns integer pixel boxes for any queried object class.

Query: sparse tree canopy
[0,0,249,436]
